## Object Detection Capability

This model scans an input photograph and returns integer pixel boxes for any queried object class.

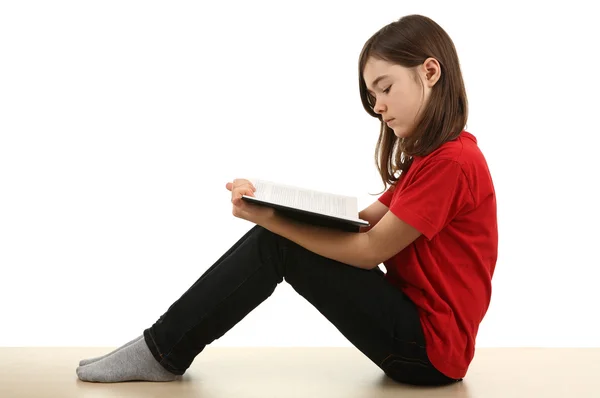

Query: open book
[241,178,369,232]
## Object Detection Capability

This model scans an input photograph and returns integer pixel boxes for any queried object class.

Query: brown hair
[358,15,468,194]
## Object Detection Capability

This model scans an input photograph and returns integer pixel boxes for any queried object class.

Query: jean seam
[378,341,427,367]
[146,328,181,372]
[383,353,431,367]
[353,299,425,361]
[392,337,426,349]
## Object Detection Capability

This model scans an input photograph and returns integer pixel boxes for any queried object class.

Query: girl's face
[363,57,440,138]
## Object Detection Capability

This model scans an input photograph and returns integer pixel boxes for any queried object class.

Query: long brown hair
[358,15,468,194]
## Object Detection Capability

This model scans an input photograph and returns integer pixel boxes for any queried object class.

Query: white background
[1,1,598,348]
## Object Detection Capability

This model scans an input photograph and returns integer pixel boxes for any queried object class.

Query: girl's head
[359,15,468,189]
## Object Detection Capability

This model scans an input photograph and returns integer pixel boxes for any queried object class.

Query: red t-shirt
[377,130,497,380]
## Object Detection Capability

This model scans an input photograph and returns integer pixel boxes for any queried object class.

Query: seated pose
[76,14,497,386]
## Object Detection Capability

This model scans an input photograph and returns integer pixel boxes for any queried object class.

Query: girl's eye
[383,86,391,94]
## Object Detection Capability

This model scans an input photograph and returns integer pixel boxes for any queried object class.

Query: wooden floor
[1,347,598,398]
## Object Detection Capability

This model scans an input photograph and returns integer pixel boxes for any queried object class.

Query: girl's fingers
[229,180,256,203]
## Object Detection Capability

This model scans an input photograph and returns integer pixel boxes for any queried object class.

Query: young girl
[77,14,497,387]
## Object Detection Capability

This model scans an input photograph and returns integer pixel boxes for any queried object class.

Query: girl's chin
[392,128,411,138]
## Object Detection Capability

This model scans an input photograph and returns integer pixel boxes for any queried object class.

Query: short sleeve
[389,160,473,240]
[378,184,396,207]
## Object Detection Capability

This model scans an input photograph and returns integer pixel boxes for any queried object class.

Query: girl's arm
[359,200,389,233]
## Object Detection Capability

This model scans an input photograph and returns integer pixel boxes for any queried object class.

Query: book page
[248,178,359,220]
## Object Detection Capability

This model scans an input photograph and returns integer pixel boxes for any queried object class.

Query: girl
[77,14,497,387]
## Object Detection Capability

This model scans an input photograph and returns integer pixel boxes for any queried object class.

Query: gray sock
[78,335,143,366]
[76,337,180,383]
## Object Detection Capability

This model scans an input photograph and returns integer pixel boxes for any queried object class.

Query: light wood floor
[1,347,598,398]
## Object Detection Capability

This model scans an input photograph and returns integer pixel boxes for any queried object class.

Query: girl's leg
[77,225,260,368]
[143,225,286,375]
[282,234,460,386]
[144,225,458,386]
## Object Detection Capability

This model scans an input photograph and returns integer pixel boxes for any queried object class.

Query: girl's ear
[422,57,441,87]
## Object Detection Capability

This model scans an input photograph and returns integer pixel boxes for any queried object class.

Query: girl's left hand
[225,179,275,224]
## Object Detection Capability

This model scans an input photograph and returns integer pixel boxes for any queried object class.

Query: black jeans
[143,225,460,386]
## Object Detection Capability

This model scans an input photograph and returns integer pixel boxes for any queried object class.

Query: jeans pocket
[381,353,431,371]
[380,353,458,387]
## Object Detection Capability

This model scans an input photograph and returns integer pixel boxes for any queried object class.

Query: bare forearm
[260,213,374,270]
